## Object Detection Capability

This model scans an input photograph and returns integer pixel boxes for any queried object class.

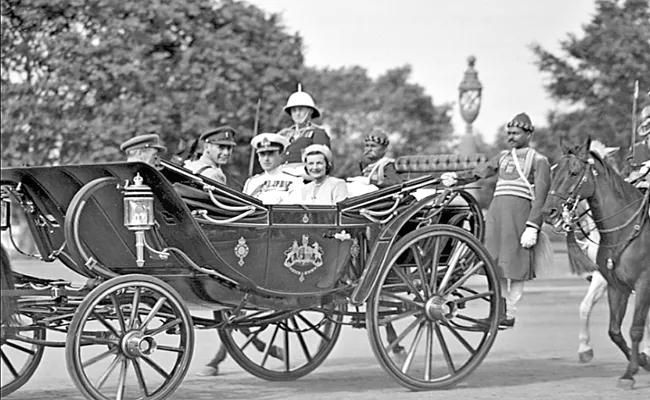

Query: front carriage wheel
[219,304,344,381]
[66,275,194,400]
[1,315,46,397]
[367,225,501,391]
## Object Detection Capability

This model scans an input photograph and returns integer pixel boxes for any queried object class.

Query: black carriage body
[1,162,371,309]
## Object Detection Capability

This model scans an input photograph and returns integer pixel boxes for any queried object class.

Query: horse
[543,137,650,388]
[572,200,650,364]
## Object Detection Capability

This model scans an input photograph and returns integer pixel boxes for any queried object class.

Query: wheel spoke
[401,320,425,374]
[83,347,118,368]
[442,261,485,296]
[92,312,120,337]
[129,287,141,330]
[438,242,468,293]
[116,357,128,400]
[156,344,183,353]
[410,243,431,298]
[132,358,149,397]
[283,322,290,372]
[424,321,433,381]
[391,267,425,302]
[434,322,456,374]
[145,318,182,336]
[94,353,122,390]
[440,320,476,354]
[296,313,331,343]
[428,237,441,293]
[378,291,424,309]
[5,340,36,355]
[455,290,494,304]
[238,326,266,351]
[385,314,425,354]
[378,309,420,326]
[141,354,170,380]
[109,294,127,333]
[1,349,19,378]
[260,323,281,367]
[291,316,312,362]
[139,297,167,331]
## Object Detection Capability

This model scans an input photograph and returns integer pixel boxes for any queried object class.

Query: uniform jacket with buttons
[278,123,330,164]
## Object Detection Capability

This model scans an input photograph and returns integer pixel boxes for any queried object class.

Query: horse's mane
[588,150,641,203]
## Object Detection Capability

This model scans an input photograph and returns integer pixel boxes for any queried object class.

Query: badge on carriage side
[234,237,249,266]
[283,235,324,282]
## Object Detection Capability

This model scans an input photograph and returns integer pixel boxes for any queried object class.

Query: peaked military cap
[251,133,290,153]
[120,134,167,153]
[200,126,237,146]
[364,130,390,146]
[506,113,535,133]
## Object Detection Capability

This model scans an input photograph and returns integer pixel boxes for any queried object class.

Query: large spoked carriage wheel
[1,315,47,397]
[367,225,501,391]
[66,275,194,400]
[219,304,344,381]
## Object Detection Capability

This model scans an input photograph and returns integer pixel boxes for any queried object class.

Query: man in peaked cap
[351,130,402,186]
[243,133,304,204]
[184,126,237,184]
[441,112,551,328]
[120,133,167,168]
[277,84,331,177]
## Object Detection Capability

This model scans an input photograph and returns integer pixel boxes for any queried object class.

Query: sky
[246,0,597,143]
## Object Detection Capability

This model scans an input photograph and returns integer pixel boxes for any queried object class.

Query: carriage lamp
[1,190,10,231]
[122,173,155,267]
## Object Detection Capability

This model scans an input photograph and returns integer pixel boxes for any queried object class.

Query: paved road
[3,255,650,400]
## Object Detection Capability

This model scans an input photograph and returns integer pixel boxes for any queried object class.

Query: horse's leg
[578,271,607,363]
[642,310,650,372]
[619,271,650,388]
[606,284,631,360]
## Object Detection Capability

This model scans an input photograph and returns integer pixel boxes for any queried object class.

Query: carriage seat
[395,154,488,180]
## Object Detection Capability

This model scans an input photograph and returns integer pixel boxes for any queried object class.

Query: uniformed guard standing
[441,113,552,328]
[243,133,304,204]
[184,126,237,184]
[120,133,167,168]
[277,85,330,177]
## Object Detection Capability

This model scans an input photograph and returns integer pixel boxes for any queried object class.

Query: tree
[531,0,650,156]
[1,0,305,183]
[302,65,454,177]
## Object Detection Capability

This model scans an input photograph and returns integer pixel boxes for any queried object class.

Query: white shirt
[243,168,304,204]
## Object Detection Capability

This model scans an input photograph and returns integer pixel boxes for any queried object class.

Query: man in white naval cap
[243,133,304,204]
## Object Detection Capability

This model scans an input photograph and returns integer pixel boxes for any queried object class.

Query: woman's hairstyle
[302,144,333,174]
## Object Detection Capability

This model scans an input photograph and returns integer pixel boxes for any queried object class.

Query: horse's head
[543,137,599,230]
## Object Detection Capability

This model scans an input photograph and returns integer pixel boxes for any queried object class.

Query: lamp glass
[0,200,9,230]
[124,197,154,229]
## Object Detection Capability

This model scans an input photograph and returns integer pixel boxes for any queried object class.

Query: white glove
[520,227,538,249]
[441,172,458,187]
[346,176,370,185]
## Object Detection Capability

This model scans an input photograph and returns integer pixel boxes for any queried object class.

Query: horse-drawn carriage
[0,154,503,399]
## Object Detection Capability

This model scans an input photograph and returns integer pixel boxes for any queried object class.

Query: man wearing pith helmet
[243,133,304,204]
[120,133,167,168]
[278,84,331,176]
[441,112,551,329]
[184,126,237,184]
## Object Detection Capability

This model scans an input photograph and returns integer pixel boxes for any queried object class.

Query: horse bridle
[548,157,594,232]
[550,155,649,247]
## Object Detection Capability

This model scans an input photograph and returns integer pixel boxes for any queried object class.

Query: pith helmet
[283,84,321,119]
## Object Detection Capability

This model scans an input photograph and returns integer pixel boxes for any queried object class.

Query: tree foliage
[531,0,650,161]
[1,0,305,181]
[1,0,454,183]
